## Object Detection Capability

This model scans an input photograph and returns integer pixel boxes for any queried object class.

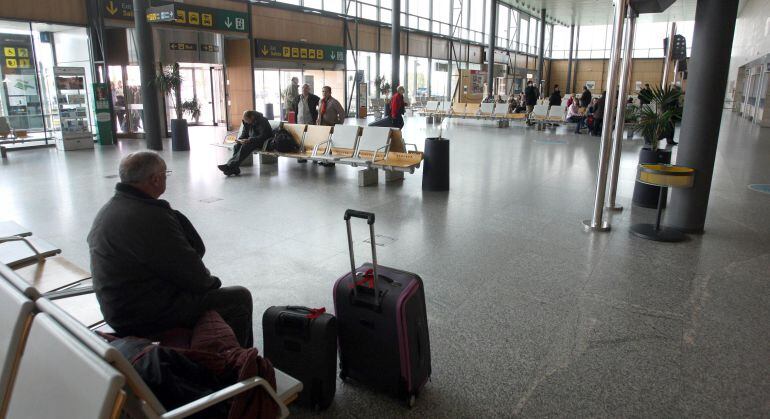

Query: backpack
[270,128,299,153]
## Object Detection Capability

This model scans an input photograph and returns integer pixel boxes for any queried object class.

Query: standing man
[389,85,407,129]
[89,151,254,347]
[524,80,539,114]
[317,86,345,126]
[293,84,320,125]
[580,85,593,108]
[283,77,299,121]
[218,110,273,176]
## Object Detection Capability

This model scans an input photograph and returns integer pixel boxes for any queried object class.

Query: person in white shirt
[293,84,320,125]
[566,100,586,134]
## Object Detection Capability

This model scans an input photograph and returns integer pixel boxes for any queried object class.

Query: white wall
[727,0,770,94]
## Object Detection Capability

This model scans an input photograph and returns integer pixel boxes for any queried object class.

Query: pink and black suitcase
[333,210,431,407]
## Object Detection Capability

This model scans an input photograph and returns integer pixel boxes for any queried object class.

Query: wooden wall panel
[0,0,86,25]
[548,58,672,95]
[225,38,253,131]
[251,6,343,47]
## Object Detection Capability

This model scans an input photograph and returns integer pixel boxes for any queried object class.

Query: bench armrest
[161,376,289,419]
[44,283,94,300]
[311,139,332,157]
[0,235,43,262]
[370,144,389,164]
[403,142,419,153]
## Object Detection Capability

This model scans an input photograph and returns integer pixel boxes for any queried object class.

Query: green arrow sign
[254,40,345,63]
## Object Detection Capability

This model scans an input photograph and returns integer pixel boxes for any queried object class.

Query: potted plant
[631,85,683,208]
[181,98,202,125]
[154,63,189,151]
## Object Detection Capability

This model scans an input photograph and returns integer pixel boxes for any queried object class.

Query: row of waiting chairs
[0,221,303,418]
[223,123,424,174]
[422,101,568,125]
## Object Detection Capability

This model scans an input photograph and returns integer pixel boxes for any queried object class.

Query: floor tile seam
[579,292,686,322]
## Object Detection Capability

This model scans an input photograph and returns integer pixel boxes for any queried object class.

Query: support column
[391,0,401,93]
[583,0,628,232]
[566,24,575,94]
[662,22,676,87]
[668,0,740,233]
[606,8,637,211]
[132,0,162,150]
[486,0,497,99]
[572,26,580,91]
[537,8,546,91]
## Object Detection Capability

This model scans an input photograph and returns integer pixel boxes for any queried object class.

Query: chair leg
[385,170,404,182]
[358,168,379,187]
[259,154,278,165]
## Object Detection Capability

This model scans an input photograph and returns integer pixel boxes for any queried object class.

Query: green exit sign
[146,4,176,23]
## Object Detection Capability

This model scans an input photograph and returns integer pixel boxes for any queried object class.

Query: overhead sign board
[146,4,177,23]
[103,0,248,33]
[254,39,345,63]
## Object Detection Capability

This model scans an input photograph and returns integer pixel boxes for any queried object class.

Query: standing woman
[390,85,408,129]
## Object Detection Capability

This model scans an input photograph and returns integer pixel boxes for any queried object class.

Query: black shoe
[232,167,241,175]
[667,141,678,146]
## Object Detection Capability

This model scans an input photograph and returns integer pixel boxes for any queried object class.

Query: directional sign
[102,0,248,33]
[147,4,176,23]
[254,39,344,63]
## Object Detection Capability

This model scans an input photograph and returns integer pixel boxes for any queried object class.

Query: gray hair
[119,151,165,184]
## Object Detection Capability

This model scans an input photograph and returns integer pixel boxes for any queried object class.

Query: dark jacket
[238,112,273,146]
[638,87,652,105]
[594,96,606,119]
[580,90,592,108]
[88,183,221,336]
[292,93,320,123]
[524,85,539,106]
[549,90,562,106]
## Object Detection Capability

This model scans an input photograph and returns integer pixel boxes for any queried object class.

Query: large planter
[170,118,190,151]
[632,147,672,208]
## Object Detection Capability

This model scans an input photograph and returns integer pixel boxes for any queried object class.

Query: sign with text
[254,39,345,63]
[146,4,176,23]
[103,0,248,33]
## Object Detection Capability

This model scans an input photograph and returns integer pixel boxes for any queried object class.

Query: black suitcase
[262,306,337,410]
[368,116,395,127]
[333,210,431,407]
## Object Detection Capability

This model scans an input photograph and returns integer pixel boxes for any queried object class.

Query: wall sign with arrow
[254,39,345,63]
[102,0,248,33]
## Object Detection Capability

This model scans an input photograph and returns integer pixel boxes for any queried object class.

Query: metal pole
[662,22,676,87]
[566,24,575,94]
[486,0,497,99]
[132,0,162,150]
[537,8,546,91]
[668,0,740,233]
[606,8,637,211]
[583,0,628,232]
[391,0,401,93]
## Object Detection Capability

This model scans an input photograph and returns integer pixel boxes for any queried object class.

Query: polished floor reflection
[1,113,768,417]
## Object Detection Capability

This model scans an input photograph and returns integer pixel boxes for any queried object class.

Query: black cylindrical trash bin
[632,147,671,208]
[422,137,450,191]
[170,119,189,151]
[265,103,275,120]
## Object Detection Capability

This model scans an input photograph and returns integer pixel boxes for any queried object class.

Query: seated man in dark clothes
[218,110,273,176]
[88,151,253,347]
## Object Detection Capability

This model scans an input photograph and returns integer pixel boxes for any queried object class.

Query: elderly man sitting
[88,151,254,347]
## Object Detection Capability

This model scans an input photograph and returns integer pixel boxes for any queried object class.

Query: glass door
[125,65,144,134]
[211,66,226,125]
[254,69,281,119]
[108,65,127,134]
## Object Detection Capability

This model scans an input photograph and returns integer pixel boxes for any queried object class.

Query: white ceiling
[501,0,747,27]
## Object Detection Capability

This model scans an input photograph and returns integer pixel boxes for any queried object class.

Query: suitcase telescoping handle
[344,209,379,293]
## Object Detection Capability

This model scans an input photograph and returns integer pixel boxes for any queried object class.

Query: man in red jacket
[389,85,407,129]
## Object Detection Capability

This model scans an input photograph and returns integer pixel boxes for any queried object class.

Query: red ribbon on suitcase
[349,269,375,289]
[305,307,326,319]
